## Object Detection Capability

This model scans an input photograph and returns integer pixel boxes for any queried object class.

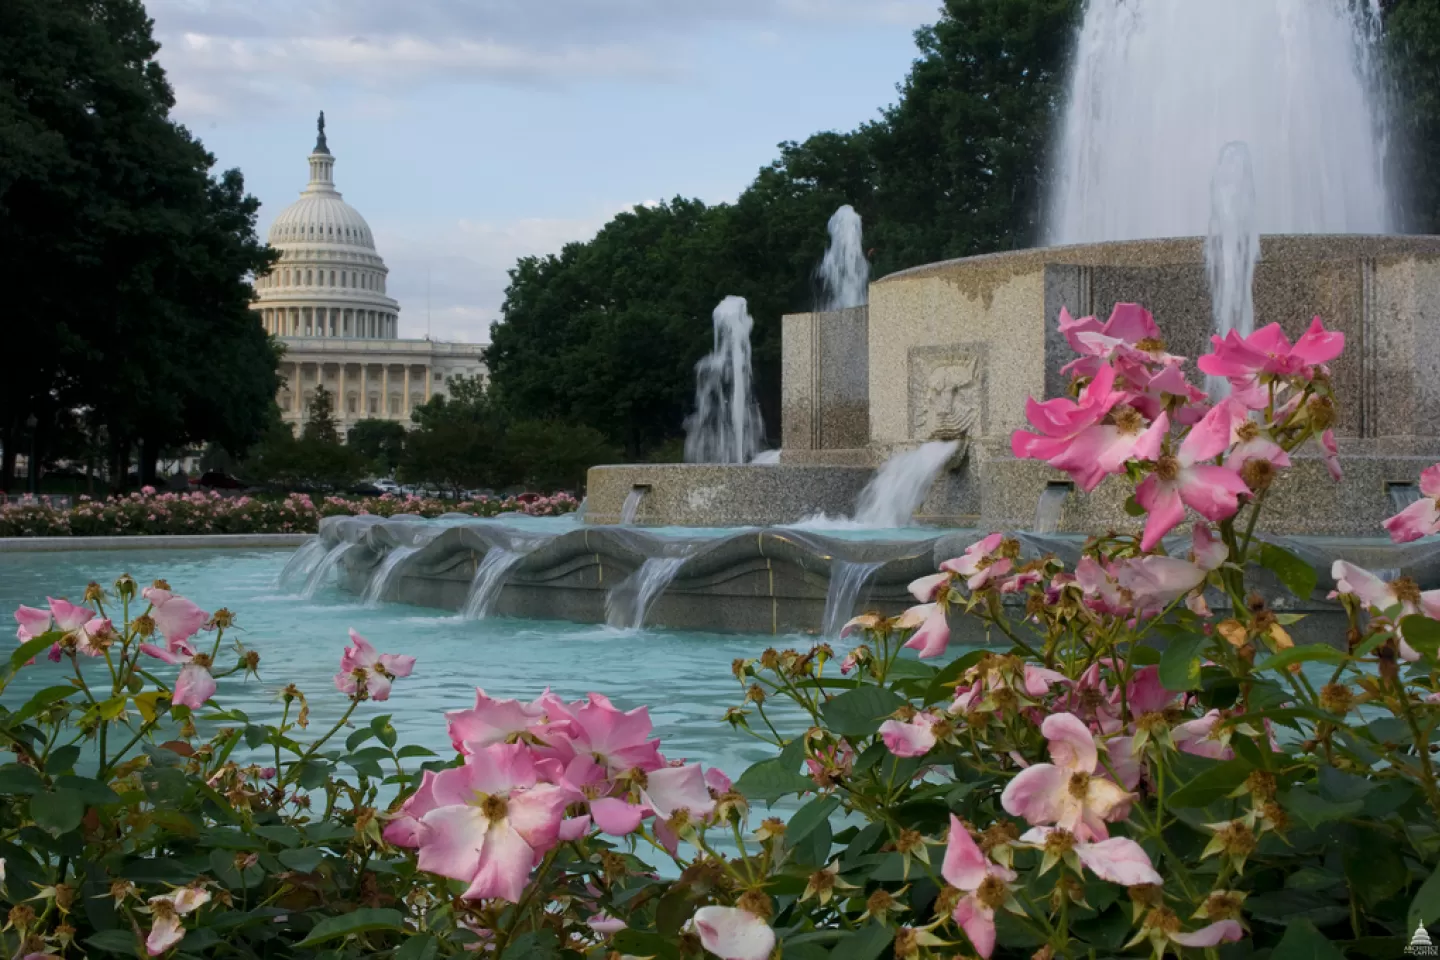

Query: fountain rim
[874,234,1440,286]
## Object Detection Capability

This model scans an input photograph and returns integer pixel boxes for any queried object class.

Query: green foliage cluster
[0,0,279,492]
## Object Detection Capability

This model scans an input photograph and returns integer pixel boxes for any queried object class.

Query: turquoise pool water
[0,548,800,782]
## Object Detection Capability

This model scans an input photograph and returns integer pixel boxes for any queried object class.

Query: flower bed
[0,489,580,538]
[5,305,1440,957]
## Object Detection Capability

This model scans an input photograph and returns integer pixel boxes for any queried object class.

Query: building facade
[251,117,487,432]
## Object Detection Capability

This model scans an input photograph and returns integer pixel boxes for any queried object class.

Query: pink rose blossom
[880,712,940,758]
[334,629,415,701]
[899,603,950,659]
[139,641,216,710]
[141,587,209,645]
[1000,713,1133,840]
[691,907,774,960]
[415,743,569,902]
[446,688,546,753]
[942,814,1017,958]
[1018,826,1161,886]
[1134,402,1251,550]
[1384,463,1440,543]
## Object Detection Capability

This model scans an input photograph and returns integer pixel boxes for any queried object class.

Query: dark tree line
[1,0,278,492]
[487,0,1440,462]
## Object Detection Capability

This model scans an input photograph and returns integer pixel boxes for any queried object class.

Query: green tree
[348,419,408,475]
[242,420,365,494]
[502,421,621,493]
[0,0,278,492]
[1386,0,1440,232]
[400,376,508,494]
[303,385,341,444]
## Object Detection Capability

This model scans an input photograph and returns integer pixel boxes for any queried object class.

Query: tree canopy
[0,0,277,492]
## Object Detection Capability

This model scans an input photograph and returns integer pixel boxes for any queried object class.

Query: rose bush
[0,490,580,538]
[4,303,1440,958]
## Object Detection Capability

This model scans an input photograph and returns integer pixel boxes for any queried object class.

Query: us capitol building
[251,115,487,432]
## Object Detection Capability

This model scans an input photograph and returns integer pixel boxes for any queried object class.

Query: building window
[389,396,400,415]
[348,396,357,413]
[368,397,377,414]
[434,372,442,382]
[329,270,335,286]
[283,269,290,286]
[305,269,313,285]
[341,272,347,288]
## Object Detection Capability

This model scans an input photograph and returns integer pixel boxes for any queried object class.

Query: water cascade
[1048,0,1389,243]
[605,557,688,631]
[279,540,328,591]
[1205,142,1261,398]
[1034,484,1072,535]
[852,441,960,528]
[816,205,869,311]
[462,549,524,620]
[751,450,781,465]
[1389,484,1422,515]
[683,297,765,464]
[362,546,419,608]
[620,488,647,525]
[300,542,352,600]
[823,561,885,638]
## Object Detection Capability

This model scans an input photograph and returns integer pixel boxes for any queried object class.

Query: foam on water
[1048,0,1389,243]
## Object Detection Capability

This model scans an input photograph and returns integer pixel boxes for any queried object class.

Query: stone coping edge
[0,534,314,553]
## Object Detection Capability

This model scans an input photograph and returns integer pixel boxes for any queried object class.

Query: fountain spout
[683,297,766,464]
[1034,482,1073,535]
[817,205,869,311]
[1205,142,1260,399]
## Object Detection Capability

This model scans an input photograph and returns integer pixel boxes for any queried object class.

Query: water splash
[462,549,523,620]
[1048,0,1390,243]
[362,546,418,608]
[822,561,884,638]
[605,557,688,631]
[751,450,781,465]
[278,540,327,591]
[1205,142,1261,398]
[1034,484,1072,535]
[817,205,869,311]
[852,441,960,528]
[300,542,351,599]
[620,488,647,525]
[683,297,765,464]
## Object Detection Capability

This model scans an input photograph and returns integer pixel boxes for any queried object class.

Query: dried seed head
[736,890,773,920]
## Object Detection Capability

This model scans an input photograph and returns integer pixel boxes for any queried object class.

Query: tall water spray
[1048,0,1390,244]
[817,205,869,311]
[1205,142,1261,398]
[683,296,766,464]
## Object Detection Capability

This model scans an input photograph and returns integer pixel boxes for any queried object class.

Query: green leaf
[1256,645,1347,673]
[244,724,268,749]
[1166,759,1253,808]
[10,635,57,674]
[1260,543,1318,600]
[828,923,893,960]
[346,727,376,751]
[736,757,814,804]
[372,715,398,749]
[1343,824,1406,908]
[85,929,141,955]
[1158,630,1206,691]
[1283,787,1362,829]
[501,930,559,960]
[296,908,406,947]
[612,930,680,960]
[8,685,79,725]
[1123,495,1146,517]
[0,764,44,795]
[924,650,986,705]
[787,796,840,847]
[295,760,333,790]
[55,776,119,805]
[396,745,437,760]
[394,935,438,960]
[820,686,906,738]
[278,847,326,873]
[1402,615,1440,658]
[1268,917,1345,960]
[1411,865,1440,938]
[31,788,84,836]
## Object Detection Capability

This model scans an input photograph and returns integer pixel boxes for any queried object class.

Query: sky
[146,0,941,343]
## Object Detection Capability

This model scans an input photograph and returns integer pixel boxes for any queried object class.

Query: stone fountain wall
[586,234,1440,536]
[866,235,1440,536]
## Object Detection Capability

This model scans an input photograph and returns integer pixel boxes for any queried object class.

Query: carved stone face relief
[910,349,982,442]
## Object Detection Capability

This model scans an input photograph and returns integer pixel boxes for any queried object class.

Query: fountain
[817,205,869,311]
[605,557,689,631]
[462,549,524,620]
[1048,0,1389,243]
[822,560,884,638]
[683,297,765,465]
[278,540,327,591]
[362,546,418,608]
[619,487,647,525]
[299,542,351,600]
[1033,484,1072,536]
[1204,142,1261,398]
[852,441,960,528]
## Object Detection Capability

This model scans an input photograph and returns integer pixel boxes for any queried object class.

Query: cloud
[150,0,938,117]
[371,208,624,344]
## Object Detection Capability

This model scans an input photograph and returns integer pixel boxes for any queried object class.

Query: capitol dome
[252,115,400,340]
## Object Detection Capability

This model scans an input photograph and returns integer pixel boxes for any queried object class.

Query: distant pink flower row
[0,489,580,537]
